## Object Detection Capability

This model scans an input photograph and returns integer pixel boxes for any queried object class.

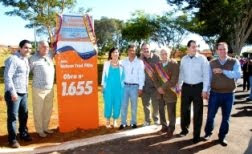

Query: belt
[124,82,139,86]
[183,82,203,87]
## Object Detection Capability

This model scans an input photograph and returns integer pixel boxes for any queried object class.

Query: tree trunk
[230,7,252,55]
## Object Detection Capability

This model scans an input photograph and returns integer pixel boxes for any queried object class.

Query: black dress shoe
[9,140,20,148]
[161,127,168,132]
[203,134,212,141]
[157,127,167,135]
[219,139,228,146]
[193,137,200,144]
[178,131,188,137]
[119,124,127,130]
[131,124,137,129]
[166,131,173,139]
[20,133,32,142]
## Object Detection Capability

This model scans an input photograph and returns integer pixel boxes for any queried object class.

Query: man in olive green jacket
[153,48,179,138]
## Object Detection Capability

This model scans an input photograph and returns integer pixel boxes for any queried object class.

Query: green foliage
[94,17,124,53]
[121,10,189,52]
[151,11,188,48]
[167,0,252,54]
[177,45,187,53]
[122,11,157,46]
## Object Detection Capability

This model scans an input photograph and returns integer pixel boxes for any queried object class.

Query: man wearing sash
[141,43,160,126]
[153,48,179,138]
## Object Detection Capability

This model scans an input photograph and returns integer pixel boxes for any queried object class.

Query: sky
[0,0,218,50]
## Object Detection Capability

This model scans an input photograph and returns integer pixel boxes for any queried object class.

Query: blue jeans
[121,85,138,125]
[205,91,234,140]
[249,76,252,99]
[5,91,28,142]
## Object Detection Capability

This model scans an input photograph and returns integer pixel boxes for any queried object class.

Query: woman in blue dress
[101,47,125,128]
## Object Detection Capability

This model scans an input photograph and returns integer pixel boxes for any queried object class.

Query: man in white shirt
[119,44,145,129]
[178,40,210,143]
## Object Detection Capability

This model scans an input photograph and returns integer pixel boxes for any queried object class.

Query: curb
[0,118,181,154]
[0,125,160,154]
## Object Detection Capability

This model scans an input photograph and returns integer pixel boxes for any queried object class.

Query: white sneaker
[38,132,47,138]
[44,130,54,134]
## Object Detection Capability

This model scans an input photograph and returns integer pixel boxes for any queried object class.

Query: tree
[167,0,252,54]
[0,0,77,43]
[94,17,124,53]
[151,11,188,49]
[122,11,157,47]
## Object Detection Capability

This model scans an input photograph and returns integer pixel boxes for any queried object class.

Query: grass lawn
[0,53,181,148]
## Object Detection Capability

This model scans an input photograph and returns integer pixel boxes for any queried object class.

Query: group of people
[4,40,55,148]
[3,39,243,148]
[101,40,242,147]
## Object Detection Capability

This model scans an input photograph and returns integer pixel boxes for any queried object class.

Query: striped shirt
[4,51,29,95]
[29,52,55,89]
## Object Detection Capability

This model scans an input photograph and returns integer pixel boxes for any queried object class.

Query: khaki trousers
[32,87,54,133]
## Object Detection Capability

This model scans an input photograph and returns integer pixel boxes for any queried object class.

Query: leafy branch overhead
[167,0,252,54]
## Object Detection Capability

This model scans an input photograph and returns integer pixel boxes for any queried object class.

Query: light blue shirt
[208,57,242,92]
[209,58,242,81]
[178,53,210,92]
[122,56,145,90]
[219,58,242,79]
[4,52,29,95]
